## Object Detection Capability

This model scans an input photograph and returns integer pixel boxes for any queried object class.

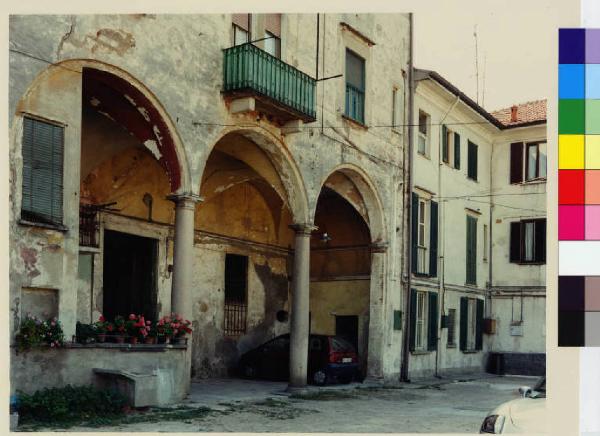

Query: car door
[260,335,290,380]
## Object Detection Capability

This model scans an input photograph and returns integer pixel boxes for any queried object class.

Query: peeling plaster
[144,139,162,160]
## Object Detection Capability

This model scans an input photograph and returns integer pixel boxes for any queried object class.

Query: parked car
[480,376,546,434]
[238,334,360,385]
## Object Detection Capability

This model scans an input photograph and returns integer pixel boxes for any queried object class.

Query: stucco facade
[9,13,411,396]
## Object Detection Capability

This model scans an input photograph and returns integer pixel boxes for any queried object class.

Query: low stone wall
[10,344,189,404]
[486,352,545,377]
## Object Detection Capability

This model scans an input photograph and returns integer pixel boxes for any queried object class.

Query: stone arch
[14,58,191,193]
[313,164,387,243]
[198,126,310,224]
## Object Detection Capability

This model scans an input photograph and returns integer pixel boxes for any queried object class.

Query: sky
[412,0,578,112]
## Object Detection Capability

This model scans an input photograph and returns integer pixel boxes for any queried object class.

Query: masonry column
[288,223,316,390]
[168,193,202,320]
[366,242,388,382]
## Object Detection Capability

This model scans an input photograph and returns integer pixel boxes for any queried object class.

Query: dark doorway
[336,315,359,351]
[103,230,158,321]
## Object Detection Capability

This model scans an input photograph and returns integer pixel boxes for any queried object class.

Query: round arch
[14,58,192,193]
[313,164,387,243]
[198,126,310,225]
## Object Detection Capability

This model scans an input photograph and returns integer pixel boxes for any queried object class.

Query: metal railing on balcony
[223,43,316,122]
[345,83,365,124]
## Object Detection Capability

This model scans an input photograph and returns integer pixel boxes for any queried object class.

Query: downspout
[400,12,414,383]
[488,138,496,324]
[435,95,460,378]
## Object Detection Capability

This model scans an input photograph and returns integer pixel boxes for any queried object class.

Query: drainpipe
[435,95,460,378]
[400,13,414,383]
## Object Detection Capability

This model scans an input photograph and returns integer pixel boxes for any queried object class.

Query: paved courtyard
[31,374,537,433]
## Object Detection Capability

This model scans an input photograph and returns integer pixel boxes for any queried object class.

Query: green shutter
[466,216,477,285]
[409,288,417,351]
[411,193,419,273]
[427,292,438,351]
[476,299,484,350]
[429,201,438,277]
[454,132,461,169]
[468,141,478,180]
[21,117,64,225]
[442,125,448,163]
[459,297,468,351]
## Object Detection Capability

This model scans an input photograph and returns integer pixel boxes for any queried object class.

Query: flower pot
[115,335,125,344]
[130,336,138,345]
[97,334,106,343]
[172,337,186,345]
[144,337,156,344]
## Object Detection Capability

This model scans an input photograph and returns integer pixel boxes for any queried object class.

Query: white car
[480,377,546,434]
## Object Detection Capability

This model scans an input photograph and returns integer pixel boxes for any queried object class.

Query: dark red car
[237,334,359,385]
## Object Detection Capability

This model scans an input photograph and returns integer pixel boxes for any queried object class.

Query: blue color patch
[560,64,585,99]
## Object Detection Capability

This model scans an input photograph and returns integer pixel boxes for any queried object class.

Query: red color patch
[559,169,585,204]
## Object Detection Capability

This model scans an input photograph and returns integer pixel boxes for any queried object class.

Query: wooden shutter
[232,14,250,30]
[411,193,419,273]
[265,14,281,37]
[454,132,461,169]
[429,200,438,277]
[427,292,438,351]
[459,297,468,351]
[509,221,522,263]
[466,216,477,285]
[510,142,524,184]
[475,299,484,350]
[21,117,64,225]
[535,219,547,263]
[442,125,449,163]
[468,141,478,180]
[409,288,417,351]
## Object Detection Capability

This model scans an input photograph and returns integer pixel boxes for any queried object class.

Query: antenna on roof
[482,53,486,108]
[474,24,479,105]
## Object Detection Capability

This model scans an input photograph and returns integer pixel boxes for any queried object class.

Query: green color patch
[559,99,585,134]
[587,100,600,134]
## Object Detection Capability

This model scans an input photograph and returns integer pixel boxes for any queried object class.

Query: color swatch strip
[559,29,600,241]
[558,276,600,346]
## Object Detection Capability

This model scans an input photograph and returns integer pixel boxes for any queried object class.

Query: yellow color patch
[586,135,600,169]
[559,135,585,169]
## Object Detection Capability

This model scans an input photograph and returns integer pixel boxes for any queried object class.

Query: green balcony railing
[223,43,316,121]
[345,83,365,124]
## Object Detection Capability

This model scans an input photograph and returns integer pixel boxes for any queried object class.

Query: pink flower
[129,314,136,320]
[99,315,106,322]
[50,342,55,347]
[146,321,151,325]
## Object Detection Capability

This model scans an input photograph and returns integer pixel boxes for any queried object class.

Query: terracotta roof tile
[491,99,547,127]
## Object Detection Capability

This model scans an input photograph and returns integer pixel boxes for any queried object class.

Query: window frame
[417,110,430,156]
[467,140,478,181]
[465,214,478,285]
[511,218,547,265]
[224,253,249,337]
[263,30,281,58]
[442,127,455,165]
[232,23,249,46]
[415,290,429,351]
[447,308,457,347]
[525,141,547,181]
[344,49,366,124]
[416,198,429,275]
[466,298,477,351]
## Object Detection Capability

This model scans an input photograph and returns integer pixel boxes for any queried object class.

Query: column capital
[370,242,389,253]
[167,192,203,208]
[289,223,318,236]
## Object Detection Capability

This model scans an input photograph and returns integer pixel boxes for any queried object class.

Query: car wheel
[242,363,257,379]
[312,369,328,386]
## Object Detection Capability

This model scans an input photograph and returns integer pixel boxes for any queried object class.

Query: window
[459,297,483,352]
[21,116,64,226]
[466,215,477,285]
[442,125,461,169]
[232,14,251,46]
[483,224,488,262]
[264,31,281,58]
[510,141,547,183]
[263,14,282,58]
[447,308,456,347]
[345,50,365,124]
[409,289,438,352]
[224,254,248,336]
[415,291,428,351]
[467,140,478,181]
[411,193,438,277]
[510,219,546,264]
[418,110,430,156]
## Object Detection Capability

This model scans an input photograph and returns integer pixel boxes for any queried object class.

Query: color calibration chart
[559,28,600,346]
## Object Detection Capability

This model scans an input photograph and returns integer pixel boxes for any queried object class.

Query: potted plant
[145,321,157,344]
[93,315,110,342]
[113,316,126,343]
[171,313,192,345]
[43,317,65,348]
[126,314,140,344]
[156,315,174,344]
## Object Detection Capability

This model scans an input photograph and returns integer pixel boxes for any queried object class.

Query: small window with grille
[224,254,248,337]
[447,308,456,347]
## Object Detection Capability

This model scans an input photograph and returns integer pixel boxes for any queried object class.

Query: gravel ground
[27,375,536,433]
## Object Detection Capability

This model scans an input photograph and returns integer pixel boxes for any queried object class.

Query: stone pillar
[288,223,316,389]
[167,193,202,321]
[366,242,388,382]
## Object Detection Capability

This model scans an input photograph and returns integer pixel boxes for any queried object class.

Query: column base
[285,385,310,395]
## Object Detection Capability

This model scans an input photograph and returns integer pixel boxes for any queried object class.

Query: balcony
[223,43,316,124]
